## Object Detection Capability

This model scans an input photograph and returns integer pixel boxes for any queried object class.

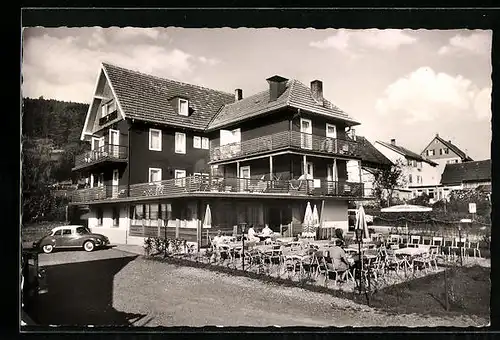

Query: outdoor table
[394,247,428,257]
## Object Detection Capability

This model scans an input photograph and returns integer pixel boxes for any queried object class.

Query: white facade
[321,200,349,233]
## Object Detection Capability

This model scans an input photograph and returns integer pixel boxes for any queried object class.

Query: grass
[368,265,490,318]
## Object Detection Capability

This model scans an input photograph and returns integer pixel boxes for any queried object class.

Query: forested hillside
[22,97,89,223]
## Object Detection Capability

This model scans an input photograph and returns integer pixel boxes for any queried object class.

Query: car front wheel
[42,244,53,254]
[83,241,95,252]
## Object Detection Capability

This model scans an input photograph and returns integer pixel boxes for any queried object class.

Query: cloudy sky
[22,27,492,161]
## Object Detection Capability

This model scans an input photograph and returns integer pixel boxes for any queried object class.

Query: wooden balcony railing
[71,175,367,203]
[209,131,359,162]
[73,144,128,170]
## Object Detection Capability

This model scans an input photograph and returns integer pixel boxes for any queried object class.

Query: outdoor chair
[451,237,467,259]
[216,244,233,266]
[389,234,400,244]
[432,236,443,247]
[283,255,304,280]
[467,240,482,258]
[442,238,455,261]
[384,250,409,274]
[410,235,421,246]
[412,248,437,272]
[290,241,302,251]
[421,236,432,246]
[320,257,354,288]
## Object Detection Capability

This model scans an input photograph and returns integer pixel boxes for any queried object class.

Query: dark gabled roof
[207,79,360,131]
[102,63,235,130]
[354,136,392,168]
[435,135,474,161]
[376,141,438,166]
[440,159,491,185]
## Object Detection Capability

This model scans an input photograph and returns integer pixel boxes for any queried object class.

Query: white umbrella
[312,205,320,229]
[356,205,370,240]
[380,203,432,232]
[203,204,212,229]
[303,202,313,234]
[380,204,432,213]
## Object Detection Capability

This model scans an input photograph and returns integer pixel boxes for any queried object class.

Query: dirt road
[30,248,488,327]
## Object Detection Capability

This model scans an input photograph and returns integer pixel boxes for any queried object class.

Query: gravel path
[34,249,489,328]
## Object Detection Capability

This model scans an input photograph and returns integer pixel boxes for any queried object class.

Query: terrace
[72,144,128,171]
[71,175,366,204]
[210,131,360,163]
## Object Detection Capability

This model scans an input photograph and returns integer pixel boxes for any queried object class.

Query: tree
[372,159,407,207]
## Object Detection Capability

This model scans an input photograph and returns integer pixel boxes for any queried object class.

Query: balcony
[73,144,128,171]
[71,176,368,204]
[210,131,360,163]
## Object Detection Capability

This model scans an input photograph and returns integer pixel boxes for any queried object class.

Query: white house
[374,138,440,202]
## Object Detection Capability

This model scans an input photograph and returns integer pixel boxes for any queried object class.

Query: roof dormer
[169,96,190,116]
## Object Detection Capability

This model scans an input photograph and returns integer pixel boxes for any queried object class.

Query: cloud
[198,56,220,66]
[21,28,219,102]
[375,67,491,123]
[310,29,417,53]
[438,31,491,55]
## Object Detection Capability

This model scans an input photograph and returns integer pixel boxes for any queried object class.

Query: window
[455,160,459,163]
[101,100,116,118]
[175,132,186,154]
[444,148,449,154]
[149,168,162,183]
[326,123,337,139]
[426,150,429,156]
[179,99,189,116]
[54,229,63,236]
[76,227,89,235]
[428,149,435,156]
[112,207,119,226]
[439,148,443,155]
[62,229,72,235]
[149,128,162,151]
[408,174,412,183]
[417,161,422,169]
[201,137,209,150]
[97,208,103,226]
[175,170,186,187]
[193,136,201,149]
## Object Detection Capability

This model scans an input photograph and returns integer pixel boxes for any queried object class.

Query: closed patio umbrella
[203,204,212,229]
[356,205,370,240]
[302,202,314,235]
[312,205,320,229]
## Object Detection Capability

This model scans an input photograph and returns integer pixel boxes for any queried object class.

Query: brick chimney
[436,133,439,137]
[235,89,243,101]
[390,138,396,145]
[266,75,288,102]
[311,80,323,103]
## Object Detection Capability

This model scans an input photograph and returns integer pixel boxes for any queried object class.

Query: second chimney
[266,75,289,102]
[390,138,396,145]
[235,89,243,101]
[311,80,323,103]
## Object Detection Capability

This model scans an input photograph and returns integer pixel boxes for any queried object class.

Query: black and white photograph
[21,23,491,328]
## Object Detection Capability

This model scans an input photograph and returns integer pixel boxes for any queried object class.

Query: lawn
[367,265,490,318]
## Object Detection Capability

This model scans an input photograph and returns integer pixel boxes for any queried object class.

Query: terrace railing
[73,144,128,169]
[210,131,360,162]
[71,175,366,203]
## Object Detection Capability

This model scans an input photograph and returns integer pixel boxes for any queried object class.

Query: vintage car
[34,225,110,253]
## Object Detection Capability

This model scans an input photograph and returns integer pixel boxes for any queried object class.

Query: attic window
[179,99,189,116]
[102,99,117,118]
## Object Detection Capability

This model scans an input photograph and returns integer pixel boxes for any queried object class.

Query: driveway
[29,248,489,327]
